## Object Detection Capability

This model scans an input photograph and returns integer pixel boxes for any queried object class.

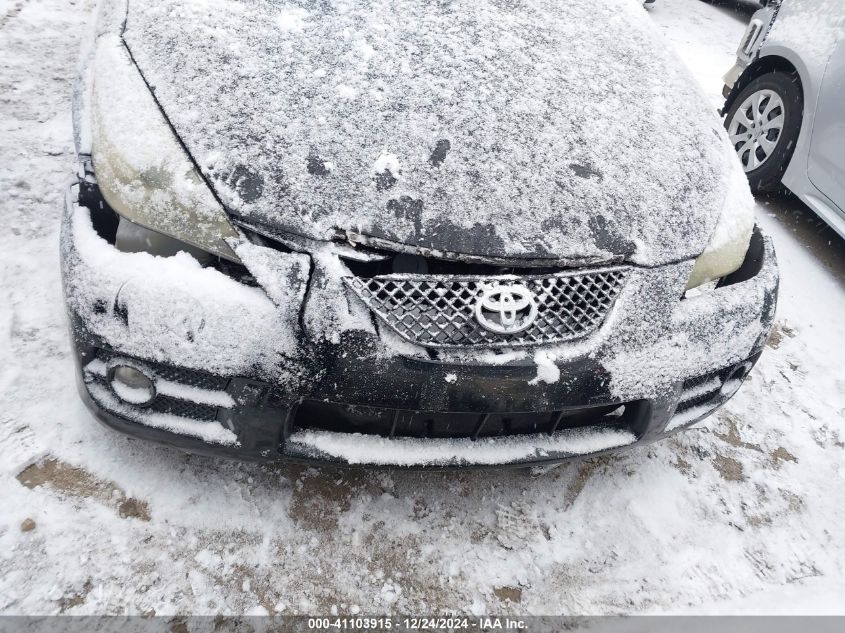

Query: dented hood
[123,0,737,266]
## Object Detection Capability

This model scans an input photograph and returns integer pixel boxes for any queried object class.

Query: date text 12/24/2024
[307,617,528,631]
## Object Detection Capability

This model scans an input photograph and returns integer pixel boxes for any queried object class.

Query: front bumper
[62,187,779,468]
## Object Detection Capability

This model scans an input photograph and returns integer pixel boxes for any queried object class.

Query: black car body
[63,0,778,467]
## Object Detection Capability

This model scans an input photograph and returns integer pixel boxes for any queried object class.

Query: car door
[807,35,845,213]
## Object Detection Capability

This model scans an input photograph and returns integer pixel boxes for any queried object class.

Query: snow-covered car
[722,0,845,239]
[698,0,767,9]
[62,0,778,468]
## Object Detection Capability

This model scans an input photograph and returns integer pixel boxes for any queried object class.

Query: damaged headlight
[90,35,240,261]
[686,166,755,290]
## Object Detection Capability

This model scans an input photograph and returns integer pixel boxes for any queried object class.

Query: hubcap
[727,89,785,173]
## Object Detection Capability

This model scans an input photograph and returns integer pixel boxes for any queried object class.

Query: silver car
[722,0,845,239]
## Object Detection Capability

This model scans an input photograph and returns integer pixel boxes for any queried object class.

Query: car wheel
[724,72,803,193]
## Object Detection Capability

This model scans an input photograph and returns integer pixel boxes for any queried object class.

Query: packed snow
[1,0,844,618]
[63,201,303,381]
[288,427,638,467]
[527,351,560,386]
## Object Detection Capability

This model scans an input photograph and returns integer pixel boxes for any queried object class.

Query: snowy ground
[1,0,844,617]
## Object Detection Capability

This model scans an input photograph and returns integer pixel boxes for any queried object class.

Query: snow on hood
[122,0,736,266]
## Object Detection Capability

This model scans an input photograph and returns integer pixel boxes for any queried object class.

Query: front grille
[345,267,628,348]
[293,399,641,440]
[96,349,229,392]
[147,363,229,392]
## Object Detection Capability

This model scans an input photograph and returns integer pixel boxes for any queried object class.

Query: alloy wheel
[727,88,785,172]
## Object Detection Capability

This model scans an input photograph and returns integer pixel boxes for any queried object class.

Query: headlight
[90,35,240,261]
[686,166,755,290]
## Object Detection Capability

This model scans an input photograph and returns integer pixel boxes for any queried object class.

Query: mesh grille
[97,350,228,391]
[675,390,719,415]
[675,368,730,415]
[293,400,636,439]
[345,267,628,348]
[151,364,229,391]
[149,395,220,422]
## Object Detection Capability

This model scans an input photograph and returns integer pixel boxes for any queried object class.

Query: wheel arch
[722,54,805,116]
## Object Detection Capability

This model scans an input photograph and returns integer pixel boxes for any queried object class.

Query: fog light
[109,365,156,406]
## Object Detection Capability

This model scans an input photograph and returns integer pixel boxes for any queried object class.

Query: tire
[724,71,803,193]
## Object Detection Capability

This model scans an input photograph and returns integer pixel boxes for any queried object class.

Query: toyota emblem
[474,284,538,335]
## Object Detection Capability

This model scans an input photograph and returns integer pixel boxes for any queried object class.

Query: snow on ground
[1,0,844,616]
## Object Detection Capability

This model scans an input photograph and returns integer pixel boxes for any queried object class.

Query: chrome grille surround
[345,266,629,348]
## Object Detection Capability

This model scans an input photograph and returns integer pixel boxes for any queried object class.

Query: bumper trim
[72,342,761,468]
[289,397,646,440]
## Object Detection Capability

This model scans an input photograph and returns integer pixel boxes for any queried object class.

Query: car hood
[123,0,738,266]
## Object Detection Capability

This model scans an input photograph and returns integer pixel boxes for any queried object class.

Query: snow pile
[288,427,637,467]
[276,7,308,34]
[528,351,561,386]
[62,201,303,382]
